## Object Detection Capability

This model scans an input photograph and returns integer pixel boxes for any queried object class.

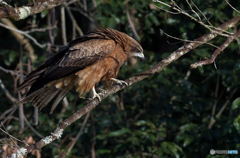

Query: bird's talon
[111,78,128,87]
[92,93,101,101]
[91,87,101,101]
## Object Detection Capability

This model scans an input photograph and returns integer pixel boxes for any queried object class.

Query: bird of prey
[18,28,144,110]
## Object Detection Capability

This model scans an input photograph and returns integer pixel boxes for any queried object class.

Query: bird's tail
[20,85,72,112]
[18,69,45,91]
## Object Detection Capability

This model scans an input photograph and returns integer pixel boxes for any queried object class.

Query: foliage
[0,0,240,157]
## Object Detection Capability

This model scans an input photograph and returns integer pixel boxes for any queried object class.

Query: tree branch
[10,16,240,158]
[0,19,46,48]
[0,79,17,103]
[0,18,36,61]
[0,0,73,20]
[191,29,240,68]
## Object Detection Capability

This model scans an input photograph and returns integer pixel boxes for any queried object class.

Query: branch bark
[10,16,240,158]
[0,0,73,20]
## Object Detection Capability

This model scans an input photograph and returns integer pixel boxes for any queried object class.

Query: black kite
[18,28,144,110]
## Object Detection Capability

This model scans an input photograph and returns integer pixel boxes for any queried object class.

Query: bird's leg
[91,86,101,101]
[110,78,128,87]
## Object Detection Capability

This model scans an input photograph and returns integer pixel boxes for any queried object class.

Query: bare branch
[65,6,83,36]
[0,20,46,48]
[126,9,140,40]
[10,16,240,158]
[191,29,240,68]
[208,88,238,129]
[154,0,233,37]
[62,112,91,157]
[0,79,17,103]
[0,65,18,76]
[0,18,37,61]
[61,6,67,45]
[25,26,56,33]
[225,0,240,14]
[161,29,219,48]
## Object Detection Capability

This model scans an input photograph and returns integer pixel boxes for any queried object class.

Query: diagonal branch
[0,20,46,48]
[191,29,240,68]
[10,16,240,158]
[0,18,37,61]
[0,79,18,103]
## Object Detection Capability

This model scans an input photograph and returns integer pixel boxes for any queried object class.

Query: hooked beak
[132,52,145,60]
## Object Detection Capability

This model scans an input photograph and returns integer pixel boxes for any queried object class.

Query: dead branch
[191,29,240,68]
[0,65,18,76]
[0,79,17,103]
[0,18,36,61]
[10,16,240,158]
[0,0,74,20]
[225,0,240,14]
[208,88,238,129]
[60,112,90,158]
[0,19,46,48]
[155,0,233,37]
[126,9,140,40]
[61,6,67,45]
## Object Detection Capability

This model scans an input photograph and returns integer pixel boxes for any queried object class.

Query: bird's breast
[75,49,128,95]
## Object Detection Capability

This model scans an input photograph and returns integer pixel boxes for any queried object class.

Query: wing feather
[25,38,116,95]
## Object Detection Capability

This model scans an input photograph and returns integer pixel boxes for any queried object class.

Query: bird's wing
[58,39,115,67]
[26,38,116,94]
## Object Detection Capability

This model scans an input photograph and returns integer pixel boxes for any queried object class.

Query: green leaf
[108,128,130,137]
[160,141,183,158]
[232,97,240,110]
[233,115,240,132]
[97,149,111,155]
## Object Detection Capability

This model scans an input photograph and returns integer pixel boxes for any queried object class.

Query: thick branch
[0,0,72,20]
[11,16,240,158]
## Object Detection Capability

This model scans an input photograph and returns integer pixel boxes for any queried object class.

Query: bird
[18,28,144,111]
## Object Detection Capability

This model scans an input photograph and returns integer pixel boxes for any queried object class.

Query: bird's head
[97,28,144,59]
[125,36,144,60]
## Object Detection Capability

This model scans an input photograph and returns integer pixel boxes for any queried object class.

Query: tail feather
[35,90,59,110]
[20,86,70,110]
[18,69,45,91]
[50,86,72,114]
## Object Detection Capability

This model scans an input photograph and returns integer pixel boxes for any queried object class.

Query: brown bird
[18,28,144,110]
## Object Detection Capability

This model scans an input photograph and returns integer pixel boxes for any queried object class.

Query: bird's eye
[130,47,140,53]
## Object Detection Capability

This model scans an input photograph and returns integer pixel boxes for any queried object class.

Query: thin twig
[191,29,240,68]
[0,79,18,103]
[225,0,240,14]
[24,116,43,138]
[0,127,27,146]
[25,26,56,33]
[65,6,83,36]
[161,29,219,48]
[65,112,90,156]
[0,21,46,48]
[61,6,67,45]
[0,65,18,76]
[208,88,238,129]
[126,9,140,40]
[154,0,233,37]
